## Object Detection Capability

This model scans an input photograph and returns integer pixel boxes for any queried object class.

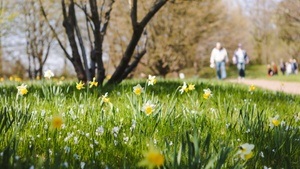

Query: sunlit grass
[0,79,299,168]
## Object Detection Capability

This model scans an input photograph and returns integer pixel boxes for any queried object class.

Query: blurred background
[0,0,299,80]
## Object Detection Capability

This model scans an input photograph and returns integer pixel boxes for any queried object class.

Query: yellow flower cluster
[179,82,195,94]
[75,77,99,90]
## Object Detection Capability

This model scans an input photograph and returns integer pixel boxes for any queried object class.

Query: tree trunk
[62,0,86,82]
[107,0,168,85]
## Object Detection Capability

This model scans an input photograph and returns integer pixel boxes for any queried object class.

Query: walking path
[228,79,300,95]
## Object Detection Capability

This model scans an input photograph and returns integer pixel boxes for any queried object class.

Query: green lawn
[0,79,299,168]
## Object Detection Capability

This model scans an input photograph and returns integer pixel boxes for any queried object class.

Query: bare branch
[74,2,92,21]
[39,0,72,60]
[41,39,53,66]
[122,30,148,80]
[130,0,138,29]
[101,0,115,35]
[121,49,146,80]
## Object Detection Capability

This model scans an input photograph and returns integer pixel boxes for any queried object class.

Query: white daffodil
[237,143,255,160]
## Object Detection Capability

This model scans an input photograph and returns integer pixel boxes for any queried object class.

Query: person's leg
[220,61,226,79]
[237,63,242,78]
[241,63,245,78]
[216,62,222,79]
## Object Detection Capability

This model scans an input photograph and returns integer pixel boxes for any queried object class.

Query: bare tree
[40,0,168,86]
[277,0,300,59]
[142,0,226,77]
[0,0,18,76]
[245,0,277,64]
[23,0,56,79]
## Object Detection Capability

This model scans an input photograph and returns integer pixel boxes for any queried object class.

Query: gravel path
[228,79,300,95]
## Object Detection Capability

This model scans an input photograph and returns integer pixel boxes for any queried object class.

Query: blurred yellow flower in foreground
[76,81,85,90]
[44,70,54,79]
[17,84,28,96]
[249,84,256,92]
[203,88,212,99]
[147,75,157,86]
[133,84,144,95]
[89,77,98,88]
[142,101,155,116]
[237,143,255,160]
[269,115,280,129]
[138,146,164,169]
[101,92,110,103]
[52,115,63,129]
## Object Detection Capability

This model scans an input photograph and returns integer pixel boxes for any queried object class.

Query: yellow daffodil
[133,84,144,95]
[101,92,110,103]
[249,84,256,92]
[142,101,155,116]
[203,88,212,99]
[14,77,22,82]
[52,115,63,129]
[179,82,188,94]
[138,146,164,169]
[16,84,28,96]
[44,70,54,79]
[237,143,255,160]
[269,115,280,129]
[188,84,195,91]
[0,77,4,82]
[89,77,98,88]
[147,75,157,86]
[76,81,85,90]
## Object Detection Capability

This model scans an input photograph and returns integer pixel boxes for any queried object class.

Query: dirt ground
[228,79,300,95]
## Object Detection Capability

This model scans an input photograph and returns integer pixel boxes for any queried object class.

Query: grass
[0,78,300,169]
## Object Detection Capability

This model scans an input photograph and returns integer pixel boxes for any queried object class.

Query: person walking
[210,42,228,79]
[279,59,286,75]
[232,43,249,79]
